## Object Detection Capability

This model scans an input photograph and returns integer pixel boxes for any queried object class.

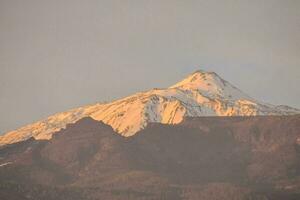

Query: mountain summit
[1,70,299,145]
[170,70,250,100]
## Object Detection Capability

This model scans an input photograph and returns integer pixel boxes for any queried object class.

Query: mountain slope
[1,70,299,145]
[1,115,300,199]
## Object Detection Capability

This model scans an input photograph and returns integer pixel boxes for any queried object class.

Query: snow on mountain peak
[170,70,251,100]
[1,69,299,146]
[170,70,218,90]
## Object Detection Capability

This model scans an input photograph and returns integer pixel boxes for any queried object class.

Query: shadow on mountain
[1,115,300,199]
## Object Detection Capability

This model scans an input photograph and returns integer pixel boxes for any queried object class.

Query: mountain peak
[170,70,220,89]
[191,69,216,75]
[169,69,249,100]
[1,70,299,146]
[183,69,218,79]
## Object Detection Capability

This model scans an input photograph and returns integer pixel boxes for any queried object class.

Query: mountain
[1,70,299,145]
[1,115,300,199]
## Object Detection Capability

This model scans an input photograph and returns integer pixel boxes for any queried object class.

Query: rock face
[0,115,300,200]
[1,70,299,145]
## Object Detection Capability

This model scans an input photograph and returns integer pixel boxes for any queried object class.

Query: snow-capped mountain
[1,70,299,145]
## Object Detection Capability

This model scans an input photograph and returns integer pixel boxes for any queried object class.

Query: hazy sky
[0,0,299,134]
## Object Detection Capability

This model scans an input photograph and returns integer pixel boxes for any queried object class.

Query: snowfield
[1,70,299,145]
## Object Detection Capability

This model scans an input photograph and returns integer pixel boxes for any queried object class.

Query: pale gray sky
[0,0,299,134]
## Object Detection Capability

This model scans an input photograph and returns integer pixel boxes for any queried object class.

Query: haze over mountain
[2,0,300,136]
[1,1,299,199]
[1,70,299,146]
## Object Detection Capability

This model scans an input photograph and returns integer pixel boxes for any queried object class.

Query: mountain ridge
[1,70,299,145]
